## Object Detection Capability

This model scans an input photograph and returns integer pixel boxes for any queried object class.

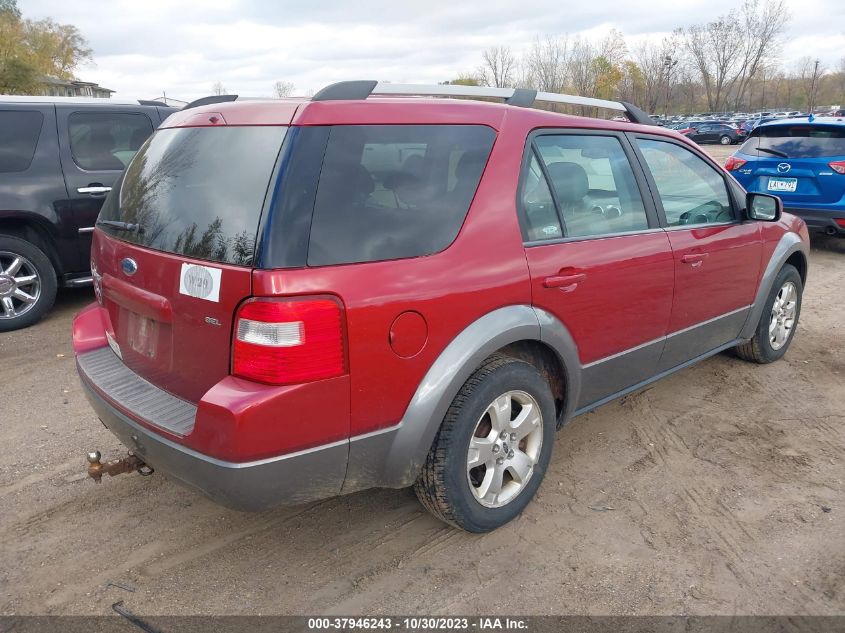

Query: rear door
[630,134,762,370]
[737,123,845,206]
[56,105,161,272]
[93,123,288,403]
[518,130,674,409]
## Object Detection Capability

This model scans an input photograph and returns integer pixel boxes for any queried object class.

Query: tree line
[449,0,844,114]
[0,0,92,94]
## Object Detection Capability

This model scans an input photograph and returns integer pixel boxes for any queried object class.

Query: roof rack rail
[138,99,167,106]
[311,81,657,126]
[182,94,238,110]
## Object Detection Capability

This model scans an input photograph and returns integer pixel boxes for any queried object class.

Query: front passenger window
[635,139,733,226]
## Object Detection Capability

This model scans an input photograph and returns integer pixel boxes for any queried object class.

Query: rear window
[740,125,845,158]
[306,125,496,266]
[98,126,286,265]
[0,110,43,173]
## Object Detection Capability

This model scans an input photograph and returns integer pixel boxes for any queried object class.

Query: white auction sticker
[179,263,222,302]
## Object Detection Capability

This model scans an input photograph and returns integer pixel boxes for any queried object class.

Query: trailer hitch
[86,450,154,483]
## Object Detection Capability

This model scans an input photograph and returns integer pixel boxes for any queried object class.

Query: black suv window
[307,125,496,266]
[0,111,43,173]
[636,139,733,226]
[740,124,845,158]
[69,112,154,171]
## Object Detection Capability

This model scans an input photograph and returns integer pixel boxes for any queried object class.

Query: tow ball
[86,450,154,483]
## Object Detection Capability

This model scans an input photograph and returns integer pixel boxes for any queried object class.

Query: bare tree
[634,38,678,113]
[211,81,227,96]
[680,0,788,111]
[568,36,596,96]
[273,80,294,97]
[797,57,825,112]
[478,46,516,88]
[523,35,569,93]
[732,0,789,108]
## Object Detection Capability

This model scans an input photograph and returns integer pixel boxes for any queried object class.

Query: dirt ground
[1,144,843,616]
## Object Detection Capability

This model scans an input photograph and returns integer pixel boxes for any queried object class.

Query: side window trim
[625,132,741,229]
[516,128,660,246]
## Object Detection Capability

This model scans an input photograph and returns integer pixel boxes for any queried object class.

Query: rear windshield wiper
[98,220,145,234]
[756,147,789,158]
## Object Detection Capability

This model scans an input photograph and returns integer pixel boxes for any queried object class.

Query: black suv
[0,97,176,331]
[685,122,744,145]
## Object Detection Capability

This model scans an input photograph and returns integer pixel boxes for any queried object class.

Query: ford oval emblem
[121,258,138,276]
[777,162,791,173]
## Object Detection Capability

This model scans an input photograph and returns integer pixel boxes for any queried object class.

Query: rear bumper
[77,351,348,511]
[784,207,845,236]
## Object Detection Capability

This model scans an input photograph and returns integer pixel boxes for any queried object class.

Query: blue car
[727,117,845,237]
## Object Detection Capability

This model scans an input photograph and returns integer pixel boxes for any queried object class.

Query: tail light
[835,218,845,228]
[725,156,747,171]
[829,161,845,174]
[232,297,346,385]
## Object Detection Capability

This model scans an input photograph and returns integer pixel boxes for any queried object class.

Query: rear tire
[735,264,802,363]
[720,135,732,145]
[0,235,57,332]
[414,354,556,533]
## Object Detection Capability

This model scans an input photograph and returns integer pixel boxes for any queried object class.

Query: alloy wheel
[769,281,797,350]
[466,390,544,508]
[0,251,42,320]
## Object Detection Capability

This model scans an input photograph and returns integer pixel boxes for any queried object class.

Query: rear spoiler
[182,95,238,110]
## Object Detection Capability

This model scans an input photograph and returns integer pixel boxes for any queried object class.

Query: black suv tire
[735,264,802,363]
[0,235,57,332]
[414,354,556,532]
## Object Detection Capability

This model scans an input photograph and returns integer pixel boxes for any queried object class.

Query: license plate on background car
[767,178,798,193]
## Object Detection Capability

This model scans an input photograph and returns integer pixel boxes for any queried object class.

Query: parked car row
[0,97,177,331]
[66,82,810,532]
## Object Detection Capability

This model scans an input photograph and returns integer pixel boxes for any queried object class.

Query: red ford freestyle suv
[73,82,809,532]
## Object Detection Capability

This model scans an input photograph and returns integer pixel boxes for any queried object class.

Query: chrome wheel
[0,250,42,320]
[769,281,797,350]
[466,390,544,508]
[720,135,732,145]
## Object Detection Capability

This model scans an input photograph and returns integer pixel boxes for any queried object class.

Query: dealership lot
[1,144,843,616]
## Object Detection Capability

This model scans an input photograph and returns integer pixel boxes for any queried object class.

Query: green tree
[0,0,92,95]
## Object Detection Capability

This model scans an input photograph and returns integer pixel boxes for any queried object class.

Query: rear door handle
[681,253,709,266]
[77,185,112,195]
[543,272,586,289]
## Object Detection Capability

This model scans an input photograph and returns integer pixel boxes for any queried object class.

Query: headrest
[545,161,588,204]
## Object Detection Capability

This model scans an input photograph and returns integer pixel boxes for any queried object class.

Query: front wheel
[735,264,802,363]
[720,135,732,145]
[414,354,556,532]
[0,236,57,332]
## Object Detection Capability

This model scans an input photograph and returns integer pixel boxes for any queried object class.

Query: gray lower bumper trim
[79,379,348,511]
[78,347,197,436]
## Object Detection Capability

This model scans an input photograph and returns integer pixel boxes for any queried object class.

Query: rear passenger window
[635,139,733,226]
[520,153,562,241]
[0,111,43,173]
[307,125,496,266]
[525,134,649,239]
[69,112,154,171]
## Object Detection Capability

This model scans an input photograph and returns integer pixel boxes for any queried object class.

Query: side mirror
[746,192,782,222]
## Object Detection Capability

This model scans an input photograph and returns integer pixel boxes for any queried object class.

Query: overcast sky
[24,0,845,101]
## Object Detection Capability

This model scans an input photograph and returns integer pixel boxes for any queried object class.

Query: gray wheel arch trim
[739,231,808,340]
[344,305,581,491]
